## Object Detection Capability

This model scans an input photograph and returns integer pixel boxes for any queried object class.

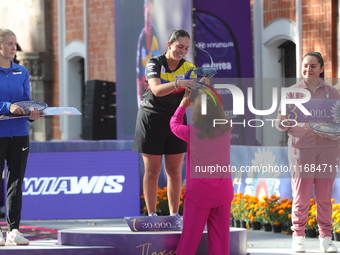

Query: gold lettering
[136,243,177,255]
[136,243,151,255]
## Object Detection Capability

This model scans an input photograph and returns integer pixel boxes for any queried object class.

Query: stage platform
[57,226,247,255]
[0,221,247,255]
[0,240,115,255]
[2,218,338,254]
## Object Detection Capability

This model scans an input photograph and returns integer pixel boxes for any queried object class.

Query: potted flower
[279,198,293,234]
[266,195,292,234]
[332,200,340,241]
[258,196,275,231]
[244,196,262,230]
[306,199,318,237]
[231,193,248,228]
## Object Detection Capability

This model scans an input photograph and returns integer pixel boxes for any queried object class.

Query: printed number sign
[124,216,183,232]
[286,99,340,123]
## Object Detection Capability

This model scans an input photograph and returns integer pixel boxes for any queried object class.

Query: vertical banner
[114,0,193,187]
[194,11,240,78]
[193,0,257,145]
[115,0,193,140]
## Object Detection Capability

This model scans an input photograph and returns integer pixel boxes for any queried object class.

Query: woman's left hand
[28,108,41,121]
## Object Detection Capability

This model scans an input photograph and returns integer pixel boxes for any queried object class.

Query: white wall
[253,1,302,146]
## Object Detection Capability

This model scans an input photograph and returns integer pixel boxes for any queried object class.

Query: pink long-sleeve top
[170,106,234,208]
[276,79,340,148]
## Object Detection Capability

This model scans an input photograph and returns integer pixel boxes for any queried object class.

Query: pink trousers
[288,146,340,237]
[176,198,231,255]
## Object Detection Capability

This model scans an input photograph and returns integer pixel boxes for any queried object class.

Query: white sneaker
[6,229,29,245]
[0,230,4,246]
[292,235,306,253]
[320,236,338,253]
[148,212,158,216]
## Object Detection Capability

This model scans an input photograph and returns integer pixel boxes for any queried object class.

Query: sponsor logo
[174,75,185,79]
[23,175,125,195]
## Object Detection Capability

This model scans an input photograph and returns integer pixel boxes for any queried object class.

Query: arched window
[278,41,296,87]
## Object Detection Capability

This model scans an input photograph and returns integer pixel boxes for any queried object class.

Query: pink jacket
[276,79,340,148]
[170,106,234,208]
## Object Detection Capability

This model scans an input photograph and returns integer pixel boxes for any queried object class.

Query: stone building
[1,0,339,145]
[0,0,116,141]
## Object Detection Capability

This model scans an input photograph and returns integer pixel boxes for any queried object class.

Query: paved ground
[19,218,340,254]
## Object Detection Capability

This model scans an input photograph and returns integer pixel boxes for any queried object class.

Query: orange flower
[278,209,285,215]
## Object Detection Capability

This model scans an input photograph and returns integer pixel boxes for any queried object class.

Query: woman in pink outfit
[170,88,234,255]
[277,52,340,253]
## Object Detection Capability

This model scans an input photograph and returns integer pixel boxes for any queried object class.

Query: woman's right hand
[10,104,26,115]
[278,114,295,127]
[177,79,197,91]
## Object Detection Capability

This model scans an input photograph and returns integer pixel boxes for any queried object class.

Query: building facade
[1,0,338,145]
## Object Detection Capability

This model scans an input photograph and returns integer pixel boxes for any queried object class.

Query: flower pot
[234,219,241,228]
[241,220,247,229]
[306,229,317,238]
[251,221,261,230]
[281,224,288,232]
[263,223,272,232]
[334,231,340,241]
[230,219,235,227]
[272,224,282,233]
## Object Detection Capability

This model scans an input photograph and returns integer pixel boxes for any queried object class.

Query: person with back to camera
[170,89,233,255]
[0,29,41,245]
[133,29,199,216]
[136,0,160,107]
[276,52,340,253]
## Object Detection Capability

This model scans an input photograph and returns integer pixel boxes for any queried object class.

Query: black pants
[0,136,29,231]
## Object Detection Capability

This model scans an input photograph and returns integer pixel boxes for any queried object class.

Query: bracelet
[174,79,179,90]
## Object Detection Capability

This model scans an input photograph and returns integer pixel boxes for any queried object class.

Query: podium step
[0,240,115,255]
[58,226,247,255]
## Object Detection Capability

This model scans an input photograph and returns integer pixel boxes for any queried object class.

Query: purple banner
[194,11,240,78]
[193,1,256,145]
[22,150,140,220]
[115,0,193,139]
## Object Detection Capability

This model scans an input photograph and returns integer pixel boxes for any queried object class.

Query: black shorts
[133,108,187,155]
